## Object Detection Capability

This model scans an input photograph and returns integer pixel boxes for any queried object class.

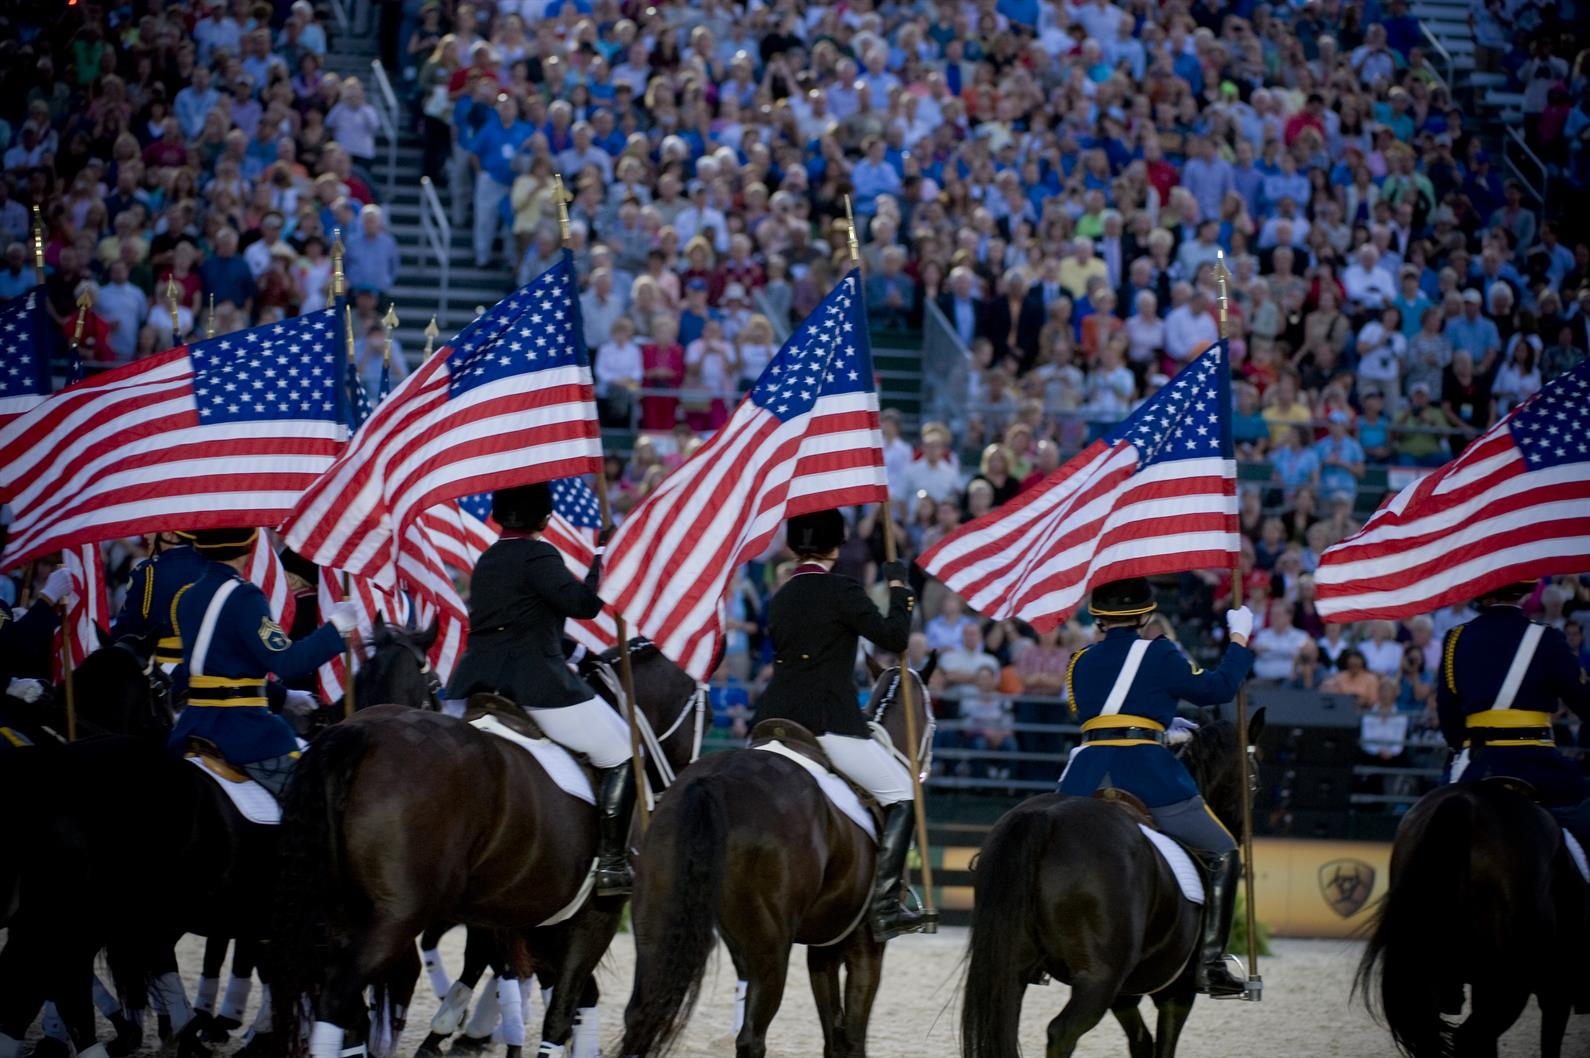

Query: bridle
[583,656,708,800]
[362,633,445,711]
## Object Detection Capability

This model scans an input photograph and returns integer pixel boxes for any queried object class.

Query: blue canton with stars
[188,308,341,424]
[0,287,60,401]
[458,476,602,529]
[447,250,588,398]
[1104,340,1234,468]
[1508,358,1590,470]
[346,360,373,430]
[751,272,876,421]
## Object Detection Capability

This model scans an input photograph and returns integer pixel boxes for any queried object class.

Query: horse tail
[620,774,727,1057]
[271,722,370,1055]
[1356,790,1472,1058]
[962,805,1048,1058]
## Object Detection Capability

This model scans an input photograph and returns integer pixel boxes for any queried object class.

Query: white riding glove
[39,568,74,607]
[283,689,320,717]
[1225,606,1254,642]
[326,601,362,634]
[6,678,46,704]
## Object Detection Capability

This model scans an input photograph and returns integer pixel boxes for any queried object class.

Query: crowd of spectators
[6,0,1590,793]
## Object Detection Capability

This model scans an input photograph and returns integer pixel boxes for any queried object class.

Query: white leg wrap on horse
[154,971,194,1032]
[92,974,120,1017]
[535,1044,566,1058]
[219,973,253,1022]
[78,1044,111,1058]
[368,997,391,1058]
[310,1021,345,1058]
[250,984,273,1034]
[41,1003,67,1041]
[496,979,526,1048]
[195,975,221,1015]
[733,979,748,1035]
[429,981,474,1035]
[520,981,534,1031]
[422,948,451,1000]
[463,977,500,1038]
[571,1008,599,1058]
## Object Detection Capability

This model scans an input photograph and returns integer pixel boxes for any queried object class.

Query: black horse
[0,624,442,1058]
[1356,781,1588,1058]
[960,710,1263,1058]
[270,642,703,1058]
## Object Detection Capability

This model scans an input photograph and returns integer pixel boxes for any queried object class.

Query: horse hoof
[414,1033,449,1058]
[176,1025,213,1058]
[107,1012,144,1056]
[504,1048,521,1058]
[448,1035,491,1056]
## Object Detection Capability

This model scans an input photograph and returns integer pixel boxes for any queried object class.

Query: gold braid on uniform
[1442,625,1463,694]
[1065,644,1089,719]
[142,565,155,617]
[170,583,193,635]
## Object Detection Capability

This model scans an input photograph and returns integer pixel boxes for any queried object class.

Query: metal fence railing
[369,60,400,201]
[1502,125,1549,207]
[920,300,970,434]
[418,175,452,325]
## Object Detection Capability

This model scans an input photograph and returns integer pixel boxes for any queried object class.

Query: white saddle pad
[1139,825,1204,904]
[1565,830,1589,884]
[187,757,280,825]
[754,741,876,842]
[470,714,595,805]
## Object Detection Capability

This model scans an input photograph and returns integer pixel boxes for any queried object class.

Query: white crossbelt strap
[189,579,242,677]
[1494,624,1545,711]
[1101,638,1153,716]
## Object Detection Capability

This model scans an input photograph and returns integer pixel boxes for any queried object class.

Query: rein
[585,659,707,801]
[871,668,935,780]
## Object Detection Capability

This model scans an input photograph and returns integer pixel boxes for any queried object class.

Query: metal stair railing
[1502,126,1549,207]
[369,59,400,201]
[418,175,453,327]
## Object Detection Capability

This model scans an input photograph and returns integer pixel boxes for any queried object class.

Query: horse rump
[620,774,729,1057]
[270,721,372,1054]
[961,796,1058,1058]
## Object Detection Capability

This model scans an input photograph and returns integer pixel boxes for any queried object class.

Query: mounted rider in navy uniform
[1438,579,1590,849]
[445,481,638,897]
[169,528,357,795]
[1058,576,1255,997]
[112,530,215,672]
[1,567,71,746]
[750,508,933,940]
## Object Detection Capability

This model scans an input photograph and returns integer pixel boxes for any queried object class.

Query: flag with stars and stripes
[282,251,601,590]
[920,341,1238,631]
[247,532,298,630]
[54,542,108,676]
[1317,358,1590,620]
[601,272,888,678]
[0,308,346,569]
[0,287,64,429]
[542,477,618,651]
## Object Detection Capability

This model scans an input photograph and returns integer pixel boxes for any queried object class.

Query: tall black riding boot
[1191,849,1248,998]
[594,761,637,897]
[869,802,938,941]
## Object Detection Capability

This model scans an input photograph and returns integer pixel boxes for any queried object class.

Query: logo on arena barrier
[1318,858,1376,918]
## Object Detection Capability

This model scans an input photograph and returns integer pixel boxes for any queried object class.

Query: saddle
[464,692,548,741]
[183,736,250,784]
[1094,787,1157,829]
[749,719,885,835]
[1475,774,1540,802]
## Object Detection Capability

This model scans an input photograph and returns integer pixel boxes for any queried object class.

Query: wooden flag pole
[31,204,45,284]
[55,292,96,743]
[556,172,649,829]
[206,294,216,338]
[332,231,357,717]
[846,195,936,927]
[165,276,182,343]
[1219,249,1261,1000]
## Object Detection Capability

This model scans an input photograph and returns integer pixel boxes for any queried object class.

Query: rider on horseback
[112,530,215,671]
[169,527,358,795]
[1439,579,1590,848]
[751,507,932,941]
[445,481,639,897]
[1058,577,1255,998]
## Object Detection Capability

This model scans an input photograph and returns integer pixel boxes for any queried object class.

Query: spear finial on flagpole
[381,304,398,369]
[843,194,861,267]
[31,204,45,285]
[165,276,182,340]
[423,316,440,359]
[1216,248,1230,342]
[73,289,93,348]
[331,227,347,299]
[553,173,572,246]
[206,293,216,339]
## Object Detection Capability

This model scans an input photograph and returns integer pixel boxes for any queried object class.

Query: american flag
[247,532,298,628]
[0,308,345,568]
[543,477,618,652]
[601,272,888,678]
[282,252,602,589]
[920,342,1238,631]
[55,542,107,673]
[0,287,59,428]
[1316,359,1590,620]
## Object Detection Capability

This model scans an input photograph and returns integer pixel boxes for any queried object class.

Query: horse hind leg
[837,933,886,1058]
[806,945,845,1058]
[737,939,794,1058]
[1453,981,1530,1058]
[1044,975,1118,1058]
[313,916,423,1058]
[1149,982,1196,1058]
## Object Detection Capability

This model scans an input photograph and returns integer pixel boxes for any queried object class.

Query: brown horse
[619,663,934,1058]
[271,643,703,1058]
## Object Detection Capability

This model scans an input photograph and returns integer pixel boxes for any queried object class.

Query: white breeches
[817,733,913,806]
[527,696,632,769]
